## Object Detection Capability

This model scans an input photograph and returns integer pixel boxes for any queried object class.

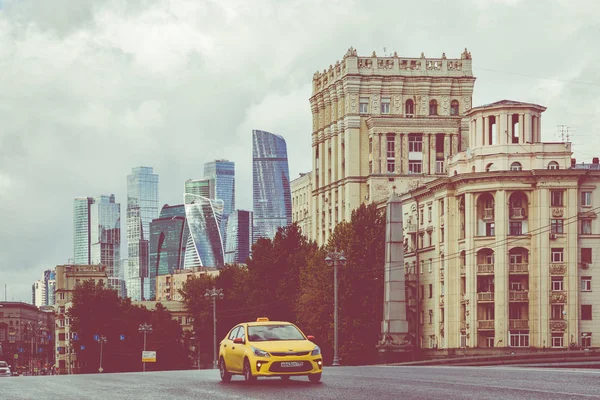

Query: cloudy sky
[1,0,599,302]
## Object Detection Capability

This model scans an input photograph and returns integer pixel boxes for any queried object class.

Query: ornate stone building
[399,100,600,350]
[290,172,312,237]
[298,47,476,245]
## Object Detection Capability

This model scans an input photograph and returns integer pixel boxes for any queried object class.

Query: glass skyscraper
[183,193,224,269]
[90,194,121,295]
[224,210,253,264]
[73,197,94,264]
[184,179,211,203]
[252,129,292,242]
[204,160,235,246]
[127,166,159,301]
[148,204,189,299]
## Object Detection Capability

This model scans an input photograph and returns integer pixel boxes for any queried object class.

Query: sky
[1,0,599,303]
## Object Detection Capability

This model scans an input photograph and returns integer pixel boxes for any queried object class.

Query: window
[509,253,524,264]
[428,310,433,324]
[440,199,444,215]
[420,209,424,225]
[510,162,522,171]
[428,206,432,222]
[408,161,422,174]
[369,136,373,153]
[582,333,592,348]
[408,135,422,152]
[582,248,593,263]
[359,97,369,114]
[440,227,444,242]
[450,100,459,116]
[510,281,523,291]
[551,190,564,206]
[387,135,395,173]
[405,99,414,116]
[460,334,467,348]
[551,333,564,348]
[485,163,494,172]
[486,223,495,236]
[551,276,564,291]
[551,248,564,263]
[551,219,564,234]
[581,276,591,291]
[551,304,565,320]
[509,331,529,347]
[419,310,424,324]
[581,305,592,320]
[509,222,522,235]
[429,99,438,115]
[581,191,592,207]
[581,219,592,234]
[387,160,395,173]
[509,305,522,319]
[369,160,373,174]
[381,97,391,114]
[435,160,444,174]
[428,259,433,273]
[428,284,433,298]
[548,161,559,170]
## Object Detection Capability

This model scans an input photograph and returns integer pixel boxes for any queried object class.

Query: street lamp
[325,250,347,366]
[96,335,107,373]
[138,323,153,372]
[205,287,224,369]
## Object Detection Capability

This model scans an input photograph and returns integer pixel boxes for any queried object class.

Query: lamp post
[97,335,107,373]
[324,250,347,366]
[205,287,224,369]
[138,323,153,372]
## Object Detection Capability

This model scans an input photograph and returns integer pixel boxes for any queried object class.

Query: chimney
[593,157,599,165]
[571,158,576,167]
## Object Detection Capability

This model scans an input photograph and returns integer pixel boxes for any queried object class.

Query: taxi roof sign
[256,317,269,322]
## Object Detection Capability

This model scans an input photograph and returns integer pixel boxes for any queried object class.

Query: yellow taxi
[218,318,323,383]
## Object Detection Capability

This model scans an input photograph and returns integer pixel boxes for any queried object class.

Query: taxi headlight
[252,346,270,358]
[311,346,321,356]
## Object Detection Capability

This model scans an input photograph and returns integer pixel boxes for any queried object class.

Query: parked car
[0,361,12,377]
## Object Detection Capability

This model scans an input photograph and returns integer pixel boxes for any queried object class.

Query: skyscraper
[126,166,159,301]
[224,210,253,264]
[148,204,189,299]
[73,197,94,264]
[183,193,224,269]
[204,160,235,245]
[184,178,211,202]
[90,194,121,295]
[252,130,292,242]
[32,280,45,307]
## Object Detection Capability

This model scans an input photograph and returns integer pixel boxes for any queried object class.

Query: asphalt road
[2,365,600,400]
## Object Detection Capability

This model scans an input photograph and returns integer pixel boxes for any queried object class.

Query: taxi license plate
[281,362,303,368]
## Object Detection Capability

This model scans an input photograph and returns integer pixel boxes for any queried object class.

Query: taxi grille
[270,351,310,357]
[269,361,312,373]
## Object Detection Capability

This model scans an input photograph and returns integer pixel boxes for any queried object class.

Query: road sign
[94,334,99,341]
[142,351,156,363]
[80,345,85,351]
[14,354,18,359]
[120,334,125,341]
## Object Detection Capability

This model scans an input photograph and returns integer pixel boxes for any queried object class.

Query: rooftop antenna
[557,125,572,143]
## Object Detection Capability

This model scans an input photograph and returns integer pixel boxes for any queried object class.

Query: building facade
[0,302,55,374]
[290,172,312,237]
[184,179,211,202]
[126,166,159,301]
[204,160,235,246]
[90,194,121,295]
[73,197,94,264]
[398,100,600,350]
[155,267,219,302]
[302,48,475,245]
[183,193,225,269]
[252,129,292,242]
[32,281,45,308]
[224,209,253,265]
[54,264,107,374]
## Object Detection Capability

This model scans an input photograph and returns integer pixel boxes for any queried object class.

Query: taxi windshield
[247,324,305,341]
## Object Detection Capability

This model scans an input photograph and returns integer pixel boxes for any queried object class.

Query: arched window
[485,163,494,172]
[450,100,459,116]
[471,166,476,173]
[510,162,522,171]
[548,161,559,170]
[429,100,438,115]
[405,99,414,117]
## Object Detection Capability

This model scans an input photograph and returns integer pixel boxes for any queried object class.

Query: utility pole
[325,250,347,366]
[205,287,224,369]
[97,335,107,373]
[138,323,153,372]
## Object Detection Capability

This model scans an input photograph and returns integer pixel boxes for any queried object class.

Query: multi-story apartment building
[127,166,159,301]
[54,264,107,374]
[301,47,475,245]
[398,100,600,350]
[290,172,312,237]
[0,302,55,373]
[252,129,292,242]
[155,267,219,302]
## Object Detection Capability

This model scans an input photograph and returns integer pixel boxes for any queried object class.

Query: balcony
[549,291,567,303]
[483,208,494,221]
[477,320,494,330]
[509,263,529,274]
[550,320,567,332]
[405,272,417,282]
[509,291,529,302]
[406,224,417,233]
[477,264,494,275]
[477,292,494,302]
[510,207,526,219]
[549,263,566,275]
[509,319,528,330]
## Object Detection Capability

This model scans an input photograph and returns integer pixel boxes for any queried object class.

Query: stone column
[483,117,490,146]
[397,133,403,174]
[373,134,380,174]
[451,133,459,156]
[518,114,525,144]
[465,192,478,348]
[532,116,538,144]
[494,189,508,346]
[423,133,430,174]
[380,133,387,173]
[331,135,338,183]
[403,134,409,173]
[524,113,532,143]
[318,141,325,187]
[324,137,330,187]
[477,116,484,147]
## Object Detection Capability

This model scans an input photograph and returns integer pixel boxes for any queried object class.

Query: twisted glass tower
[183,193,225,269]
[252,130,292,242]
[204,160,235,246]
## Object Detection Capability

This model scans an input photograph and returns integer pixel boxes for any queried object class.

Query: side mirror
[233,337,245,344]
[307,335,315,341]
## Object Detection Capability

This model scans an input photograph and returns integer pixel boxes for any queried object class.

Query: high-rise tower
[252,130,292,242]
[73,197,94,264]
[90,194,121,295]
[204,160,235,246]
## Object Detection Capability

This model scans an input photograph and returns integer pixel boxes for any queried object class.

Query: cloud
[1,0,600,302]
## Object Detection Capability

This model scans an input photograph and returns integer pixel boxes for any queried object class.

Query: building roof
[467,99,547,114]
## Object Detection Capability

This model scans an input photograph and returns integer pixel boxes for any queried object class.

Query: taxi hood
[249,339,316,352]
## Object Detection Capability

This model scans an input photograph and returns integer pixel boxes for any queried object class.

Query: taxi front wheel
[243,359,256,382]
[308,373,322,383]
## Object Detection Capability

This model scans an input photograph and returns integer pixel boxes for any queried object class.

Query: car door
[221,326,240,370]
[229,325,247,373]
